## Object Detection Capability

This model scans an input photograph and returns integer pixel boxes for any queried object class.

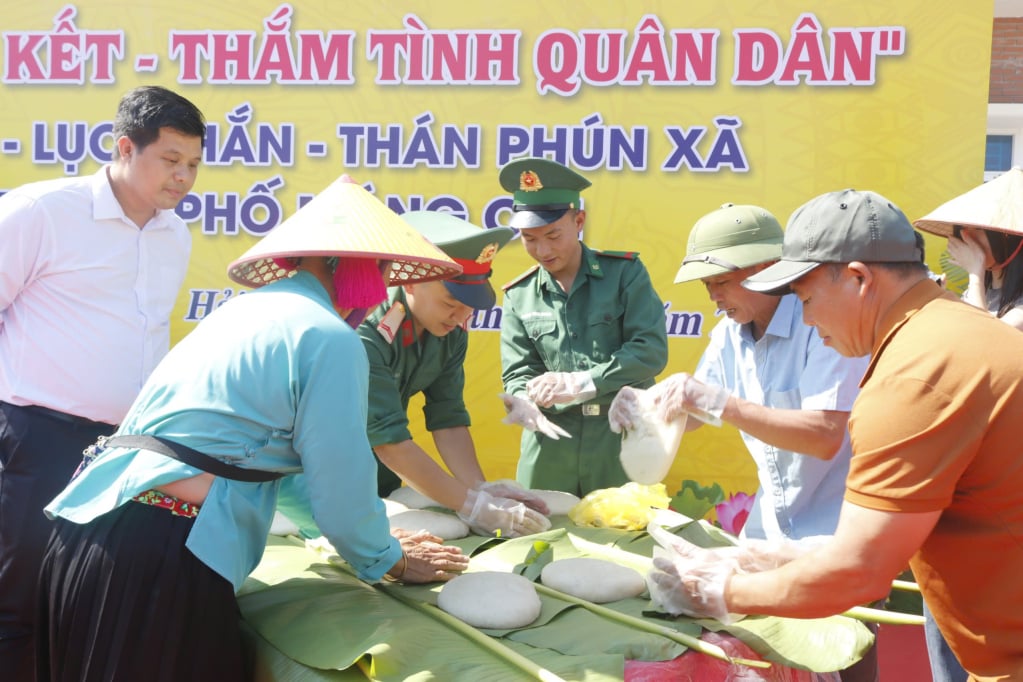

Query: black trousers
[0,402,113,682]
[37,503,246,682]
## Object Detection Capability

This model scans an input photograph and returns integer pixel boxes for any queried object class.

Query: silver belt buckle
[582,404,601,417]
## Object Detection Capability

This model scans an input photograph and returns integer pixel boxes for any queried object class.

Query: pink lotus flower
[715,492,754,535]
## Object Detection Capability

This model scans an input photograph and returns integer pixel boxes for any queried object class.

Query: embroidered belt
[131,489,200,518]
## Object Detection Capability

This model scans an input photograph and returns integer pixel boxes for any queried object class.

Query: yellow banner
[0,1,993,497]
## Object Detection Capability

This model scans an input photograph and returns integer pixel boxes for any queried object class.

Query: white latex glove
[608,386,642,433]
[499,393,572,440]
[645,523,831,622]
[479,479,550,515]
[526,371,597,408]
[649,521,829,574]
[650,373,729,426]
[457,487,552,538]
[647,549,738,623]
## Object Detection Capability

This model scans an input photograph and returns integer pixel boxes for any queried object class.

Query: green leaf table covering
[238,521,873,681]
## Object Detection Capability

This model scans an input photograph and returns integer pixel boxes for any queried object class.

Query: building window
[985,134,1013,172]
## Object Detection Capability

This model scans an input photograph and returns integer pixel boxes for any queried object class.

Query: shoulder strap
[501,264,541,291]
[106,435,284,483]
[593,249,638,260]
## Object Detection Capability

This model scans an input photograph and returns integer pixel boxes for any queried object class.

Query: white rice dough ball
[619,389,686,485]
[269,510,301,536]
[388,509,470,540]
[530,489,581,516]
[387,486,442,509]
[382,498,409,517]
[540,557,646,603]
[438,571,542,629]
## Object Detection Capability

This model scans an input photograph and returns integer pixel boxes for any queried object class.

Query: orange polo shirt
[845,279,1023,680]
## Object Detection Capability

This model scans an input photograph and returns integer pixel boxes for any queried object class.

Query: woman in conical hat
[228,174,463,326]
[914,168,1023,329]
[36,175,469,681]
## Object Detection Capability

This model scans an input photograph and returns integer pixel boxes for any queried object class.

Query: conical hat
[227,177,461,288]
[913,167,1023,237]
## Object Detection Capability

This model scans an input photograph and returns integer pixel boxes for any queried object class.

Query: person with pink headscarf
[35,176,470,681]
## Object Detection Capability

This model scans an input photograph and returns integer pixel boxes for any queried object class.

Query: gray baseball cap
[743,189,923,295]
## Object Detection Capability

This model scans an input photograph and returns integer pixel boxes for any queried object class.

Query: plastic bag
[568,482,671,530]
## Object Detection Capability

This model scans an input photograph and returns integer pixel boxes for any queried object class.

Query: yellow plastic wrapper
[568,482,671,530]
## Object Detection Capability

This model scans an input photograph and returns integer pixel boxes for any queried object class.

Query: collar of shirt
[739,293,799,344]
[536,242,601,295]
[367,286,420,347]
[91,165,178,231]
[862,278,950,385]
[281,270,337,313]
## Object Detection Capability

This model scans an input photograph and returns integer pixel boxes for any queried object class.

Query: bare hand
[395,530,470,584]
[947,231,989,277]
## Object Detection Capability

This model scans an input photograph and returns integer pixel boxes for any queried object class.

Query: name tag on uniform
[582,404,601,416]
[376,302,405,344]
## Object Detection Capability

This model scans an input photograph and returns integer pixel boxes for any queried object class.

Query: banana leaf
[239,538,625,681]
[462,524,872,672]
[241,518,874,679]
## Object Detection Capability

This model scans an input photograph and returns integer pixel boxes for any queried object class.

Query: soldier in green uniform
[359,210,551,537]
[498,159,669,495]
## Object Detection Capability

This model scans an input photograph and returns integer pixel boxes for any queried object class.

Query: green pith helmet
[673,203,784,284]
[498,157,591,229]
[401,210,515,309]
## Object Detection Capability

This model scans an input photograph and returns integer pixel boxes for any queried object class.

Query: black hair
[984,229,1023,318]
[869,261,929,278]
[112,86,206,151]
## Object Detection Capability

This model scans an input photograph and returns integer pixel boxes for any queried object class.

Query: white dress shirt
[694,294,870,541]
[0,167,191,424]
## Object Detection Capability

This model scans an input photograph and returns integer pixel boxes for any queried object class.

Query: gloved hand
[457,487,552,538]
[647,549,738,623]
[644,521,740,622]
[526,371,597,408]
[648,521,829,574]
[608,386,642,433]
[499,393,572,440]
[479,479,550,515]
[650,373,729,426]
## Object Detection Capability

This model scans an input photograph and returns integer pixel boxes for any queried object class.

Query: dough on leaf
[388,509,469,540]
[387,486,441,509]
[530,489,581,515]
[383,498,409,517]
[438,571,542,629]
[540,557,645,603]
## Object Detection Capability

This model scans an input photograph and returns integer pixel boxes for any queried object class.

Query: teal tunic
[500,244,668,495]
[358,287,471,496]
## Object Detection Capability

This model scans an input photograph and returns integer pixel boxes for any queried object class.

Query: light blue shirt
[45,272,400,590]
[694,294,869,541]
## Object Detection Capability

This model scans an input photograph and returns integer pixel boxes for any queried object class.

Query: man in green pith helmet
[497,158,668,496]
[620,202,874,682]
[359,210,551,538]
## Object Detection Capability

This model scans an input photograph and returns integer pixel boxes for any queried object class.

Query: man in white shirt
[0,85,205,678]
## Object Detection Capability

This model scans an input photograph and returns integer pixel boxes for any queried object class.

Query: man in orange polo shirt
[645,189,1023,680]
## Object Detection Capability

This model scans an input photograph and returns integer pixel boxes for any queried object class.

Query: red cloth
[624,631,838,682]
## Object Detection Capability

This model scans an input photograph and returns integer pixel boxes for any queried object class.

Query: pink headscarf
[271,256,388,328]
